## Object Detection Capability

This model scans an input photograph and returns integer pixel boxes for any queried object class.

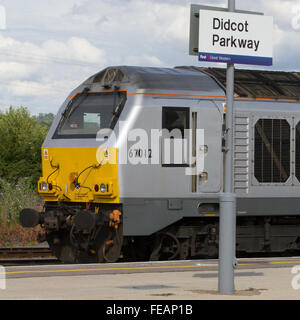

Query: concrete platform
[0,258,300,299]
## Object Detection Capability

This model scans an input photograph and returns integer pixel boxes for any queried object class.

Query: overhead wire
[0,49,100,68]
[0,44,101,107]
[0,49,98,96]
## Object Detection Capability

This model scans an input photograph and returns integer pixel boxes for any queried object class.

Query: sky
[0,0,299,114]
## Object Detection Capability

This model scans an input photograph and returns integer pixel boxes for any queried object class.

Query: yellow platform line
[239,261,300,266]
[2,260,300,276]
[3,264,218,275]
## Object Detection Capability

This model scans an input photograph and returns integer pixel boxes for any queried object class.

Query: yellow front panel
[39,147,119,203]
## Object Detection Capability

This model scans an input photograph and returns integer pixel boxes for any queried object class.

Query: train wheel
[59,244,76,264]
[97,228,123,263]
[150,232,180,261]
[49,241,76,264]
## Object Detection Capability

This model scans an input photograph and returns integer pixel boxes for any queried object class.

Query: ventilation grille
[254,119,290,183]
[234,116,249,194]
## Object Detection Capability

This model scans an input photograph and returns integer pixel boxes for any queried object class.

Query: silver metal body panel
[117,95,223,199]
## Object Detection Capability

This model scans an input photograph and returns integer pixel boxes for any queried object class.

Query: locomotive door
[191,100,223,193]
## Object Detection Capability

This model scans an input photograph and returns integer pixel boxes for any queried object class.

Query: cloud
[0,31,106,113]
[124,54,164,67]
[254,0,300,30]
[0,33,105,67]
[0,61,35,80]
[69,0,190,43]
[8,80,66,97]
[0,0,299,114]
[42,37,106,64]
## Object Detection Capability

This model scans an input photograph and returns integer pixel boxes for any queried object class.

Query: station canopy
[177,66,300,100]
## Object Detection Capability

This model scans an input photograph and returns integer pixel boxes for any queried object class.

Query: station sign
[198,10,273,66]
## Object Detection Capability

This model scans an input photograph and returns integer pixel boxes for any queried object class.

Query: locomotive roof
[86,66,223,95]
[86,66,300,100]
[182,66,300,100]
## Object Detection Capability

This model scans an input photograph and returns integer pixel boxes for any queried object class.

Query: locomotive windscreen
[53,91,126,139]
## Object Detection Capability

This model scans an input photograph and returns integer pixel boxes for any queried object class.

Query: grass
[0,223,41,247]
[0,177,43,246]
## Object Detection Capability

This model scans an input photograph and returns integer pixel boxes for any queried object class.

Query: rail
[0,246,58,266]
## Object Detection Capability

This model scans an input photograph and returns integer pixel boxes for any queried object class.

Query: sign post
[219,0,236,295]
[189,1,273,294]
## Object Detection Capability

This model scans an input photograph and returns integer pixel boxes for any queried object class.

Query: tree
[0,106,49,184]
[32,113,55,128]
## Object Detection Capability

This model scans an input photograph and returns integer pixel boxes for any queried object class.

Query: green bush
[0,107,53,244]
[0,177,43,226]
[0,106,51,185]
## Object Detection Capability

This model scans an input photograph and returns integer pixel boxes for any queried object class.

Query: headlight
[41,182,47,192]
[100,184,106,193]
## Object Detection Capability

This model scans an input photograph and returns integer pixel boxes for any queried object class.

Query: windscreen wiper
[109,93,126,128]
[66,87,90,119]
[61,87,89,119]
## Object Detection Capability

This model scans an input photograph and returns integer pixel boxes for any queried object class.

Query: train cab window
[254,119,290,183]
[53,91,126,139]
[162,107,189,167]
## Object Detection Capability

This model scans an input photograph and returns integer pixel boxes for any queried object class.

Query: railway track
[0,246,58,266]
